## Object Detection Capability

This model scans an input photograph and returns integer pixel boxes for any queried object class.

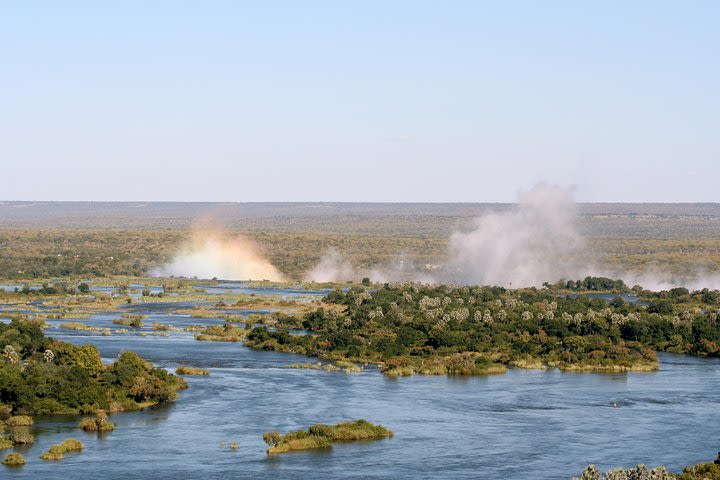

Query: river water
[3,289,720,479]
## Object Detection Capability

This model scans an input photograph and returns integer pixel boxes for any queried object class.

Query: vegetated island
[0,317,187,417]
[175,366,210,376]
[263,419,393,454]
[239,278,720,376]
[574,451,720,480]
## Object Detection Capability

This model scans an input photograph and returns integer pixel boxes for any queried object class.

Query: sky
[1,1,718,202]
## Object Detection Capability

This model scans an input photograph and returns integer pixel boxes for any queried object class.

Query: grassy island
[175,366,210,376]
[263,419,393,454]
[242,280,720,376]
[0,318,187,416]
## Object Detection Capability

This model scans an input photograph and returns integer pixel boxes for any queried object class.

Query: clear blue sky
[1,1,718,202]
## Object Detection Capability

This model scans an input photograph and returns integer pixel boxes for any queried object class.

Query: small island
[0,318,187,417]
[263,419,393,454]
[175,366,210,376]
[241,280,720,376]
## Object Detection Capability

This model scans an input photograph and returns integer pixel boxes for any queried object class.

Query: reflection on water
[3,288,720,479]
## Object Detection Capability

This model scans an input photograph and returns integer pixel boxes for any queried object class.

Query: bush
[9,427,34,445]
[80,413,115,432]
[41,438,84,460]
[2,452,25,465]
[6,416,33,427]
[264,419,392,454]
[175,366,210,376]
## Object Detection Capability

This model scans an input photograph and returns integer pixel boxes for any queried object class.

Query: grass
[264,419,392,454]
[175,366,210,376]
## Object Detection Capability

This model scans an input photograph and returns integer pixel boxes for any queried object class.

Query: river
[3,288,719,479]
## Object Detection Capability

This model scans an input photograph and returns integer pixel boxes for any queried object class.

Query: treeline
[550,276,630,292]
[1,227,719,281]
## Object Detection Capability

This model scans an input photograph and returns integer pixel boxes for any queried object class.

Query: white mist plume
[305,248,354,282]
[447,185,588,288]
[152,226,283,281]
[299,183,720,291]
[616,268,720,292]
[305,249,435,283]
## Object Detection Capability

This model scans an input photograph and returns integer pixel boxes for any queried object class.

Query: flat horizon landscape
[2,1,719,478]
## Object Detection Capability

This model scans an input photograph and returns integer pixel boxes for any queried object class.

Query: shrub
[9,427,34,445]
[2,452,25,465]
[264,419,392,454]
[175,366,210,376]
[80,413,115,432]
[3,453,25,465]
[49,438,83,454]
[41,438,84,460]
[6,416,33,427]
[40,451,64,461]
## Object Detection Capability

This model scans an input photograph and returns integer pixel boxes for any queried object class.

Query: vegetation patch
[243,281,720,376]
[574,453,720,480]
[2,452,25,466]
[0,319,187,415]
[40,438,84,461]
[263,419,392,454]
[113,314,144,327]
[6,415,33,427]
[80,412,115,432]
[194,324,247,342]
[175,366,210,376]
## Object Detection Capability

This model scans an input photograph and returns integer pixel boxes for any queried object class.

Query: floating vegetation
[263,419,392,454]
[175,366,210,376]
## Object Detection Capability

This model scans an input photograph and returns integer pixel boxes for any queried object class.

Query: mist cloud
[304,248,355,283]
[446,185,588,287]
[152,227,283,281]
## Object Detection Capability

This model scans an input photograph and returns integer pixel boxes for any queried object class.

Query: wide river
[3,288,720,479]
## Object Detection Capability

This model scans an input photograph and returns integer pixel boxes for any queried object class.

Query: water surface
[3,291,719,479]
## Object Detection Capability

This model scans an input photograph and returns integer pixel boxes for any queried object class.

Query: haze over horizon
[2,1,718,203]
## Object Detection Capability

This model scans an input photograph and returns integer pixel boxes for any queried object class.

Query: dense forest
[0,318,186,415]
[244,281,720,375]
